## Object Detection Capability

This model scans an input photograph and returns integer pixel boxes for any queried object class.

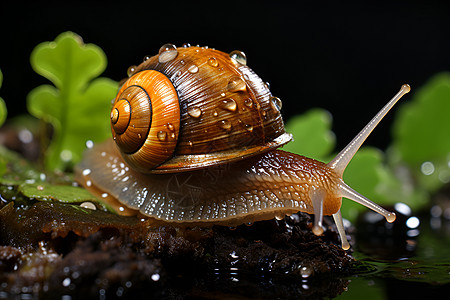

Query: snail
[75,43,410,250]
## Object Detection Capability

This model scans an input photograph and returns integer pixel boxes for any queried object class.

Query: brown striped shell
[111,44,291,174]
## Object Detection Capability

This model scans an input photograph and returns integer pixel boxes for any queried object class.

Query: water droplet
[62,277,71,287]
[188,64,199,73]
[220,99,237,112]
[244,98,253,108]
[213,110,218,117]
[227,76,246,92]
[85,140,94,149]
[166,123,175,131]
[151,273,160,281]
[138,133,142,139]
[270,96,282,111]
[180,60,186,65]
[421,161,435,175]
[157,131,167,141]
[18,129,32,144]
[158,43,178,63]
[127,65,137,77]
[60,149,72,162]
[182,43,191,48]
[208,57,219,67]
[170,132,176,139]
[188,141,193,147]
[80,202,96,210]
[220,92,226,97]
[244,124,253,132]
[82,169,91,176]
[229,50,247,65]
[143,55,151,62]
[300,266,312,278]
[265,81,271,89]
[218,120,232,131]
[187,106,202,118]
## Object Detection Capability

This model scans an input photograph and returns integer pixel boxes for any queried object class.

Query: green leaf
[19,182,114,212]
[341,147,427,221]
[27,32,117,171]
[0,69,7,127]
[0,145,42,184]
[392,73,450,192]
[19,183,96,202]
[283,108,335,162]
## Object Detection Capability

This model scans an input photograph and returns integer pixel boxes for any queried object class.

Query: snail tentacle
[332,210,350,250]
[338,180,396,223]
[328,84,410,176]
[310,188,326,236]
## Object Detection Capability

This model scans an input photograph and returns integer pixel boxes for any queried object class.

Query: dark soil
[0,200,354,299]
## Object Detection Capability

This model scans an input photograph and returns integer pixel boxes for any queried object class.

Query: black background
[0,1,449,150]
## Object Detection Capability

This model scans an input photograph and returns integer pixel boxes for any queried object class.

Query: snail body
[76,44,410,250]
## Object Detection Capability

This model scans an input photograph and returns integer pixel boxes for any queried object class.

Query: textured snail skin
[75,139,341,226]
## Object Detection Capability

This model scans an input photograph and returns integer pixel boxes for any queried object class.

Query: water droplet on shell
[188,106,202,118]
[157,131,167,141]
[166,123,175,131]
[188,64,199,73]
[182,43,191,48]
[220,99,237,112]
[270,96,282,111]
[229,50,247,65]
[143,55,151,62]
[227,76,246,92]
[158,43,178,63]
[245,124,253,132]
[244,99,253,108]
[218,120,232,131]
[127,65,137,77]
[208,57,219,67]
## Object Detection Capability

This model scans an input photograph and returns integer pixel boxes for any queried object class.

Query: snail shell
[76,43,411,250]
[110,44,290,173]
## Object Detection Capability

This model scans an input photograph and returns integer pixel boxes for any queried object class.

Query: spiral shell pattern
[111,70,180,173]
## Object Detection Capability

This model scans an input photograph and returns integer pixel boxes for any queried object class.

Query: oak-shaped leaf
[283,108,335,162]
[27,32,117,171]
